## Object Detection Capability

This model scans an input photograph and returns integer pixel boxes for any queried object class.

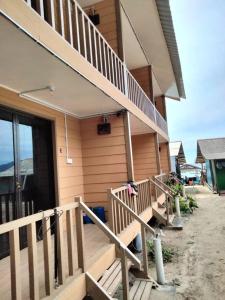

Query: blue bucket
[93,207,106,223]
[83,208,93,224]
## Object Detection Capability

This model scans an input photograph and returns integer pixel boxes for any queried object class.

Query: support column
[123,111,134,181]
[154,133,161,175]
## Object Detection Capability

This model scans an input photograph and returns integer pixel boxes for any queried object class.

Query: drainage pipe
[175,196,181,218]
[153,236,165,285]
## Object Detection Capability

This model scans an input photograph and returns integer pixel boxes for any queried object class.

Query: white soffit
[120,7,148,69]
[77,0,103,7]
[0,15,122,117]
[120,0,179,99]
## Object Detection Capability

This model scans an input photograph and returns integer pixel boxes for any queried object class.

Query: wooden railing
[150,179,173,225]
[0,198,85,300]
[108,179,152,235]
[23,0,168,135]
[80,201,141,300]
[0,196,143,300]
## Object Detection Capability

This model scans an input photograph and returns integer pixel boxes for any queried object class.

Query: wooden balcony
[0,175,175,300]
[0,0,168,137]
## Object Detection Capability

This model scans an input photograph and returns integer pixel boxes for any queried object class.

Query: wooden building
[196,138,225,194]
[0,0,185,299]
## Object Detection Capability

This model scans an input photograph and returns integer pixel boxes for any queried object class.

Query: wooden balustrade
[109,179,152,235]
[23,0,168,134]
[0,201,85,300]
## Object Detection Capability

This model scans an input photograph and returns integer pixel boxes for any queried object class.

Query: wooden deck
[0,224,109,300]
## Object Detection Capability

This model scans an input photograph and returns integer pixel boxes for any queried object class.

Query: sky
[167,0,225,164]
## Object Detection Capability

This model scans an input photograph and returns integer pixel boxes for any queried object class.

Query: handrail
[154,177,174,197]
[150,179,171,197]
[111,193,155,235]
[24,0,168,135]
[79,201,141,268]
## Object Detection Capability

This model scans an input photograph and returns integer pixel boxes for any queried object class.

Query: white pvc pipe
[153,237,165,285]
[175,196,181,218]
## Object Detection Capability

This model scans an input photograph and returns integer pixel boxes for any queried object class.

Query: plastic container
[93,207,106,223]
[83,208,93,224]
[133,233,142,253]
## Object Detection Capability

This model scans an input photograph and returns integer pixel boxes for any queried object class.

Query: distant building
[196,138,225,194]
[169,141,186,177]
[180,163,201,184]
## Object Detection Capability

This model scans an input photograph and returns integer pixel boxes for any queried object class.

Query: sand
[149,185,225,300]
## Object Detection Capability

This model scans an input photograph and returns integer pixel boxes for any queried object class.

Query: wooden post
[56,208,65,285]
[124,111,134,182]
[165,195,170,225]
[107,188,115,233]
[66,209,75,276]
[154,133,161,175]
[43,215,53,295]
[9,229,21,300]
[75,196,86,272]
[148,179,152,206]
[27,222,39,300]
[121,247,130,300]
[141,225,148,278]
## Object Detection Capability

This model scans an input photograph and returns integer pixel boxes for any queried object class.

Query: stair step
[98,258,132,297]
[130,279,153,300]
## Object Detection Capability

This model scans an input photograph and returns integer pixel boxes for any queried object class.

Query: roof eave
[155,0,186,99]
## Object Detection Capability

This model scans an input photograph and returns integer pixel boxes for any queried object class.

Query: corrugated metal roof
[196,138,225,163]
[155,0,186,99]
[169,141,186,163]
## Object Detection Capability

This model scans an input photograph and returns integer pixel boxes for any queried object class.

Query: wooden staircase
[86,258,155,300]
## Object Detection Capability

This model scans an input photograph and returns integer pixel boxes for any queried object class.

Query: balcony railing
[24,0,168,135]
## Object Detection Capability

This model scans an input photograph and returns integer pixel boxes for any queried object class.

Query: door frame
[0,104,59,209]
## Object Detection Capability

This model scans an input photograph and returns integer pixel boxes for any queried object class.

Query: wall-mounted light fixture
[97,115,111,135]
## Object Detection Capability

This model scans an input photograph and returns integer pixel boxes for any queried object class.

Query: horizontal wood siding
[84,0,120,55]
[0,87,84,206]
[160,143,170,173]
[130,66,153,100]
[155,95,166,119]
[132,133,158,181]
[81,115,128,208]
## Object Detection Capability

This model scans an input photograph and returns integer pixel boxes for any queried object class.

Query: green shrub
[187,195,198,211]
[147,240,175,263]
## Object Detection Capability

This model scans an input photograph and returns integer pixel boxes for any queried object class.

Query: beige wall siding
[84,0,122,56]
[160,143,170,173]
[130,66,153,100]
[81,115,128,207]
[0,87,84,206]
[132,133,158,181]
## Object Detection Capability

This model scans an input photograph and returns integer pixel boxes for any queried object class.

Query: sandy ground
[150,185,225,300]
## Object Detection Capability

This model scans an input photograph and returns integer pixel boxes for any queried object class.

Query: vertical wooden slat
[9,229,21,300]
[75,197,86,272]
[149,179,152,207]
[98,35,103,72]
[39,0,44,18]
[111,52,115,84]
[27,222,39,300]
[82,15,87,58]
[56,209,65,284]
[141,225,148,278]
[88,23,93,64]
[121,248,130,300]
[103,41,107,77]
[107,189,115,233]
[75,3,81,52]
[107,48,111,82]
[59,0,65,38]
[66,209,75,276]
[93,29,98,70]
[50,0,56,29]
[43,216,53,296]
[67,0,74,46]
